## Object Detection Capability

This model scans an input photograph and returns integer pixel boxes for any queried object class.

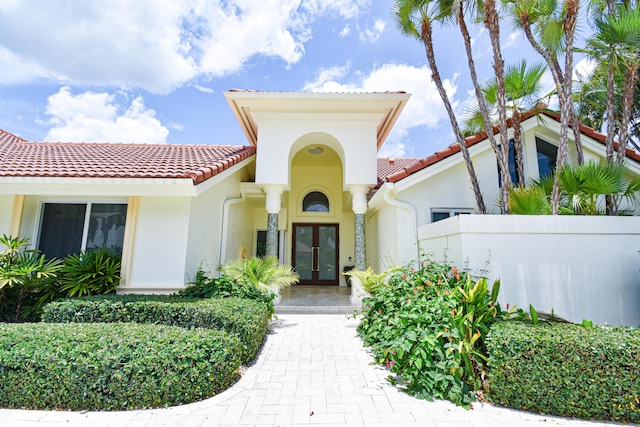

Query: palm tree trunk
[520,14,584,166]
[617,62,639,164]
[512,111,525,186]
[605,47,617,162]
[551,0,579,215]
[484,0,512,213]
[457,4,509,206]
[421,19,487,214]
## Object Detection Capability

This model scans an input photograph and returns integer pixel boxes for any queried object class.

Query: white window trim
[34,198,128,253]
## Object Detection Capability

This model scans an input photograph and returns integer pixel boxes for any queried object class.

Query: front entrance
[292,223,339,285]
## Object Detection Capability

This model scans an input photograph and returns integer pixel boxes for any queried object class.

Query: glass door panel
[318,226,337,281]
[293,225,313,281]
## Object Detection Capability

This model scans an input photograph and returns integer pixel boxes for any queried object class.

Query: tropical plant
[344,267,389,295]
[393,0,487,214]
[58,247,121,297]
[0,235,62,322]
[357,256,502,407]
[510,161,640,215]
[221,256,299,294]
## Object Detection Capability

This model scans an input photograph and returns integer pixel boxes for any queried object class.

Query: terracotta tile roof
[0,129,255,184]
[376,157,421,188]
[378,111,640,185]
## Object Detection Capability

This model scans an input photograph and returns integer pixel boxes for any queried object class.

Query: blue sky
[0,0,593,159]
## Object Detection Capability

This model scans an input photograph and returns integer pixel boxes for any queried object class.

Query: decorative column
[264,185,284,259]
[350,186,369,271]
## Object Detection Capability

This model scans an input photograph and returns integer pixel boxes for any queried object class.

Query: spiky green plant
[221,256,299,293]
[59,247,121,297]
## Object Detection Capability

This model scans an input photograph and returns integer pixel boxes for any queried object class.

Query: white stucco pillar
[264,185,285,259]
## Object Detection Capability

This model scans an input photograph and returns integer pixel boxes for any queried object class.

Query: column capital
[348,185,370,215]
[263,184,286,214]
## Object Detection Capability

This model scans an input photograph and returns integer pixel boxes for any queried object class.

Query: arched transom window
[302,191,329,212]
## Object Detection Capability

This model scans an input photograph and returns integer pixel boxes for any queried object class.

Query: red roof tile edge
[383,111,640,185]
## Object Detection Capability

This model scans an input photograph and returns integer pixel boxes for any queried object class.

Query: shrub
[221,256,299,293]
[180,270,276,318]
[486,321,640,423]
[59,247,121,297]
[357,258,501,408]
[42,296,269,363]
[0,322,241,410]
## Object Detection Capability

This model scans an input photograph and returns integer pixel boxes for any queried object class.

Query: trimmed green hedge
[42,296,269,363]
[487,321,640,423]
[0,322,241,410]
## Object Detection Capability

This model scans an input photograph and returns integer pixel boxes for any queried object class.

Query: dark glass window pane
[431,212,451,223]
[498,140,519,187]
[294,226,313,280]
[39,203,86,259]
[302,191,329,212]
[86,204,127,254]
[318,226,337,280]
[255,230,280,258]
[536,137,557,178]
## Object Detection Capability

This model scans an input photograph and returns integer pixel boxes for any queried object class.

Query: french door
[292,223,339,285]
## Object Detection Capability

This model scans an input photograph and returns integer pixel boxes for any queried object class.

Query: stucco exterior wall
[418,215,640,327]
[126,196,192,292]
[0,195,21,237]
[184,165,255,279]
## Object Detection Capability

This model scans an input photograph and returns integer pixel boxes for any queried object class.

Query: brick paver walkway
[0,315,617,426]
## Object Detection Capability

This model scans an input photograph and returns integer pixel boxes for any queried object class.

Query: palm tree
[585,2,640,165]
[393,0,487,213]
[464,60,548,186]
[221,256,299,294]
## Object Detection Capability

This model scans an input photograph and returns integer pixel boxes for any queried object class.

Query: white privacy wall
[418,215,640,327]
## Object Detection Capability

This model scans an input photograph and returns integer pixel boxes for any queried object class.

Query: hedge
[42,296,269,363]
[0,322,241,410]
[486,321,640,423]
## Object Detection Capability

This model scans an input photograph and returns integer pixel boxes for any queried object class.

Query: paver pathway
[0,315,620,426]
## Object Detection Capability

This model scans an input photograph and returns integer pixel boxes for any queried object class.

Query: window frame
[299,189,332,215]
[34,198,128,257]
[254,229,285,262]
[430,208,473,223]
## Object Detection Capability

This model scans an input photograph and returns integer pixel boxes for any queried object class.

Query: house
[1,91,639,325]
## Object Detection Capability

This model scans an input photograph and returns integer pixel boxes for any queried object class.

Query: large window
[498,140,520,187]
[38,202,127,259]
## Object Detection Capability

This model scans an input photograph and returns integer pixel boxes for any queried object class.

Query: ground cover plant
[43,296,269,363]
[0,322,241,410]
[357,257,502,408]
[487,321,640,423]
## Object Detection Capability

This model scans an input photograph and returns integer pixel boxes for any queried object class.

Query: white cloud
[0,0,370,94]
[304,63,457,157]
[303,64,351,90]
[574,57,598,80]
[339,25,351,38]
[359,19,386,43]
[44,87,169,144]
[502,30,523,49]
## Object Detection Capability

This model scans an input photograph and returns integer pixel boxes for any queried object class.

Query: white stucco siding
[0,195,20,237]
[255,123,378,187]
[127,196,191,292]
[418,215,640,326]
[185,165,255,280]
[367,205,399,271]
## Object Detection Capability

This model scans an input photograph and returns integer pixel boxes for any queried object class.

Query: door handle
[312,247,318,271]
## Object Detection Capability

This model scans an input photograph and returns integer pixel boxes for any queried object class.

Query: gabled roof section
[0,128,255,184]
[224,90,410,150]
[376,157,420,189]
[379,110,640,185]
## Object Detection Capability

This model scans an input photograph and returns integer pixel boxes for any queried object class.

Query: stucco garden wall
[418,215,640,327]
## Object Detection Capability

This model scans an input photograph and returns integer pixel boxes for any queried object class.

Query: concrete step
[275,305,361,315]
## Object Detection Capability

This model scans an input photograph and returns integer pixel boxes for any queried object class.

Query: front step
[275,305,360,315]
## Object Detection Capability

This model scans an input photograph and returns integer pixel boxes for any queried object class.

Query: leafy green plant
[507,185,551,214]
[58,247,121,297]
[344,267,390,295]
[357,257,502,408]
[221,256,299,293]
[180,268,276,318]
[487,321,640,423]
[0,322,242,410]
[0,235,62,322]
